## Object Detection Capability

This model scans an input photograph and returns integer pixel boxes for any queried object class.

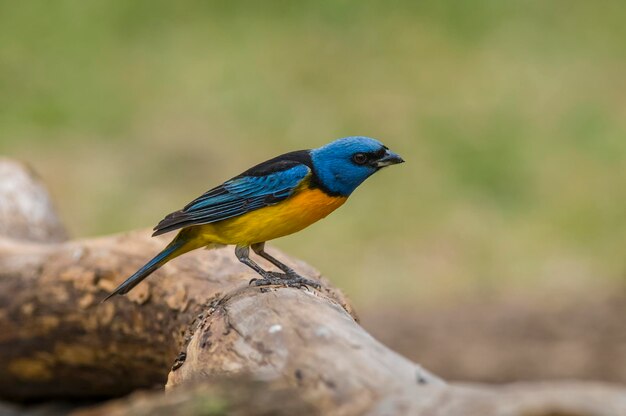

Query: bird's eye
[352,153,368,165]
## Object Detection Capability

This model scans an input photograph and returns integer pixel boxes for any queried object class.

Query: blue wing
[152,163,310,236]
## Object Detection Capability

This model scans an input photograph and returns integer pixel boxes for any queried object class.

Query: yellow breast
[193,188,347,246]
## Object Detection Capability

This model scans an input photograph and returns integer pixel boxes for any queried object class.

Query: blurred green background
[2,1,625,306]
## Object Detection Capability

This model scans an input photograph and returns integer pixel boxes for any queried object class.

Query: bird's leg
[251,243,320,288]
[251,242,299,277]
[237,243,320,289]
[235,245,275,279]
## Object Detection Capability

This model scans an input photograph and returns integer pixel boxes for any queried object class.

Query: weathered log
[166,284,442,413]
[0,231,257,399]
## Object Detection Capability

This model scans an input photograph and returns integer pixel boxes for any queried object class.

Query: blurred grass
[1,1,625,304]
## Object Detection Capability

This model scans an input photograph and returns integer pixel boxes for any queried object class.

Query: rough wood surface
[166,285,443,415]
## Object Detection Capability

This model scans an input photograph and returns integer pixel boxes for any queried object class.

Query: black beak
[373,150,405,168]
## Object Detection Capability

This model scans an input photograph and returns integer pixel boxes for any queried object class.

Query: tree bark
[1,158,625,416]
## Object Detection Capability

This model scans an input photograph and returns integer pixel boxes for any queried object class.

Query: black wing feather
[152,151,313,236]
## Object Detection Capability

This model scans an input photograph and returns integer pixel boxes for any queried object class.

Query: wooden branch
[166,285,443,410]
[2,158,626,416]
[0,231,240,399]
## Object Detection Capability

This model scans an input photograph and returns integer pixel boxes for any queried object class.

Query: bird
[103,136,404,301]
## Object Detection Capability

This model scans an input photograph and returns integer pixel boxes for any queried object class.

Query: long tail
[102,238,193,302]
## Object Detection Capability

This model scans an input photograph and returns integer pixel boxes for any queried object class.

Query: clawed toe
[250,273,320,290]
[289,278,321,289]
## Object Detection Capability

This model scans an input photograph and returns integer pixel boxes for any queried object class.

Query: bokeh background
[2,1,625,382]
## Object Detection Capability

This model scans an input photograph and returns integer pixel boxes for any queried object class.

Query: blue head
[310,136,404,196]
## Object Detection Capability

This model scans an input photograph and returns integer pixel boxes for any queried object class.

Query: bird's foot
[249,272,321,289]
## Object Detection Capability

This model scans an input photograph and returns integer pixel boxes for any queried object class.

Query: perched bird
[103,136,404,301]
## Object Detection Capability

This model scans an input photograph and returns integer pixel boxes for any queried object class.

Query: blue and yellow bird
[104,136,403,300]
